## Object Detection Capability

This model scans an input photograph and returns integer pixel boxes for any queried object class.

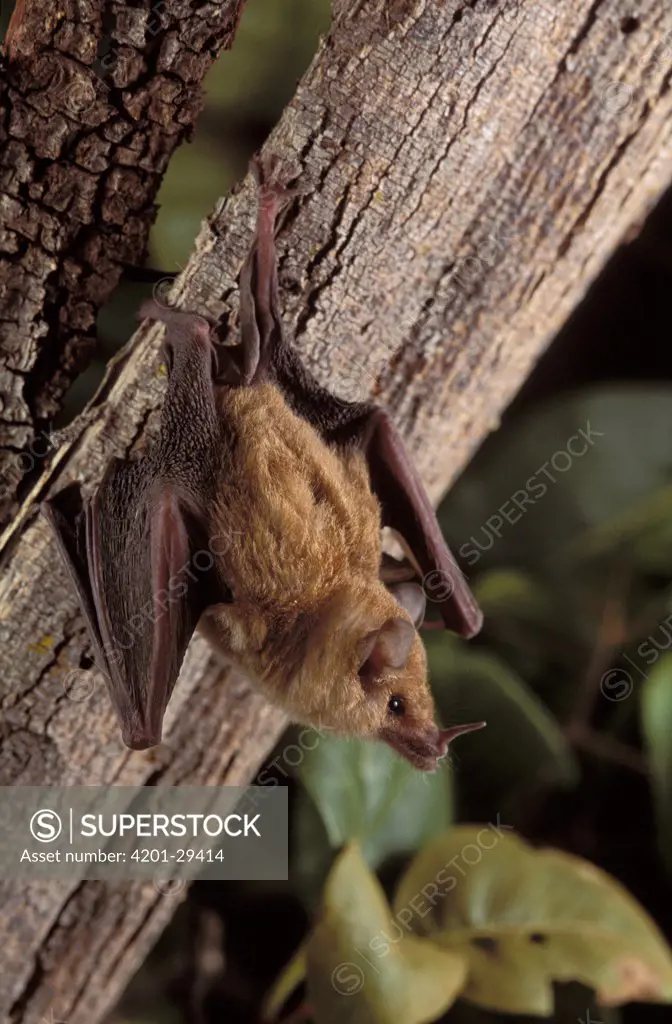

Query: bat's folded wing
[42,483,111,679]
[43,458,224,750]
[364,410,483,638]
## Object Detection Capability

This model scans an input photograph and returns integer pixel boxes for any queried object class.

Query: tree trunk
[0,0,246,525]
[2,0,672,1021]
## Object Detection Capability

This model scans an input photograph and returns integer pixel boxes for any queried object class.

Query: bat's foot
[249,153,309,214]
[139,299,213,332]
[139,300,217,377]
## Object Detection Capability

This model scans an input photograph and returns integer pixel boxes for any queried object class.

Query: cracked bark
[0,0,246,527]
[2,0,672,1021]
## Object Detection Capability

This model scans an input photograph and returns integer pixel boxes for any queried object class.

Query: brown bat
[42,159,485,772]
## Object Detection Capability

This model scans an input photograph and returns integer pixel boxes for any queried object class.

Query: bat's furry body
[204,383,430,743]
[43,158,484,771]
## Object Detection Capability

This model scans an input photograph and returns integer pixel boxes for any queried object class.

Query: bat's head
[285,581,485,772]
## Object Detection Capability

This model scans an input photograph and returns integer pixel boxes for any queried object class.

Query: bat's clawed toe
[249,153,309,211]
[138,300,217,379]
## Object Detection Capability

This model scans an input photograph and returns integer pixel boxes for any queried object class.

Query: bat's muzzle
[382,720,486,772]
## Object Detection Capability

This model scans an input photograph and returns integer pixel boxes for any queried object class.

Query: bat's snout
[382,720,487,772]
[437,720,487,752]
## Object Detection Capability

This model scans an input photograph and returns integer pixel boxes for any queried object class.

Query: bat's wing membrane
[87,456,219,749]
[43,458,223,751]
[268,351,482,636]
[363,410,483,638]
[148,487,201,734]
[41,484,110,679]
[43,306,229,750]
[276,379,483,637]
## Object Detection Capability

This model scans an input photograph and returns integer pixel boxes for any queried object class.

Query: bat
[42,157,485,771]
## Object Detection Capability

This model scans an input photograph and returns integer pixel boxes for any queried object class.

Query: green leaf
[262,943,308,1022]
[426,644,579,811]
[469,570,588,706]
[641,653,672,874]
[473,570,559,624]
[394,827,672,1016]
[440,386,672,573]
[295,735,453,870]
[571,484,672,574]
[307,843,467,1024]
[292,785,336,909]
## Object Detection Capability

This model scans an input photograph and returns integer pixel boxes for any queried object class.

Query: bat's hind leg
[235,154,307,386]
[138,303,214,371]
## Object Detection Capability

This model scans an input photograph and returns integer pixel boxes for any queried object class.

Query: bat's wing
[271,356,483,637]
[84,456,221,748]
[41,483,110,679]
[43,463,220,749]
[241,158,482,637]
[276,388,483,637]
[43,308,230,749]
[362,409,483,638]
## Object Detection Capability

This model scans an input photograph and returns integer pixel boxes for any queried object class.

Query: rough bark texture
[0,0,246,526]
[2,0,672,1021]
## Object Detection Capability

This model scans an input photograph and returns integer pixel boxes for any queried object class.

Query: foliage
[641,655,672,875]
[265,833,672,1023]
[259,386,672,1024]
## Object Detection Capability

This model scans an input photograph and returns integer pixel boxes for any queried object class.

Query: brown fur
[203,382,443,764]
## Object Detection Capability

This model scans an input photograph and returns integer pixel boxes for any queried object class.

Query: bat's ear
[387,582,426,628]
[358,616,415,681]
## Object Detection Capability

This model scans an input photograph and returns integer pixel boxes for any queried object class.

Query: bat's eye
[388,695,405,716]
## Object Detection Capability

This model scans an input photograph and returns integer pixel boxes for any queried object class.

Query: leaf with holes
[306,843,467,1024]
[393,828,672,1016]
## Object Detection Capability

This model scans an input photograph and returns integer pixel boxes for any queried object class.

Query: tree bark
[2,0,672,1021]
[0,0,246,526]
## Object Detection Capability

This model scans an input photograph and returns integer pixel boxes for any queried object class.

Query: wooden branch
[3,0,672,1020]
[0,0,246,525]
